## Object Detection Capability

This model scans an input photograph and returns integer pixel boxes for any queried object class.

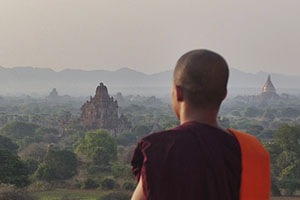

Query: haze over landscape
[2,1,300,199]
[1,0,300,76]
[1,66,300,96]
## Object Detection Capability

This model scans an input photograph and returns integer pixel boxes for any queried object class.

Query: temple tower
[80,83,131,135]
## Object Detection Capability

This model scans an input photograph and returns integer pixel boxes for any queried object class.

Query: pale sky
[1,0,300,75]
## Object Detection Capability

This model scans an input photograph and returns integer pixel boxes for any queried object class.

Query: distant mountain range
[0,66,300,96]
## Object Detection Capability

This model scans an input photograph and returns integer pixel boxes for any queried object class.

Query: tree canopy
[0,149,30,187]
[267,124,300,196]
[76,129,117,166]
[0,121,39,140]
[0,135,18,152]
[35,149,77,182]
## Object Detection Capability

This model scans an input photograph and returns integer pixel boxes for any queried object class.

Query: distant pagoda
[80,83,131,136]
[47,88,59,100]
[259,75,280,100]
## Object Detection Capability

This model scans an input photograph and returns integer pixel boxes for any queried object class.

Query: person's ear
[176,86,184,102]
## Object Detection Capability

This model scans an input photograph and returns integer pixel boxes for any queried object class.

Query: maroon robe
[131,121,241,200]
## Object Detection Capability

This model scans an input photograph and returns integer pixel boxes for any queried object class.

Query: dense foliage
[0,149,30,187]
[0,121,39,140]
[76,129,117,166]
[0,135,18,152]
[1,93,300,196]
[0,184,36,200]
[267,124,300,196]
[35,149,77,181]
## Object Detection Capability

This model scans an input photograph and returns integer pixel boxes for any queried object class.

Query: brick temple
[80,83,131,136]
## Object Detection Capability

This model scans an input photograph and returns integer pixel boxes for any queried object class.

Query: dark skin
[171,79,231,134]
[172,49,230,133]
[131,49,231,200]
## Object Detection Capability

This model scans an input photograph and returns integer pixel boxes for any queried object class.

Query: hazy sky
[1,0,300,75]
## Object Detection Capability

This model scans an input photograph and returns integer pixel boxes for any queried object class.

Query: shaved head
[174,49,229,109]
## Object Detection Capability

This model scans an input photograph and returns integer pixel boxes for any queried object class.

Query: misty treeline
[0,93,300,199]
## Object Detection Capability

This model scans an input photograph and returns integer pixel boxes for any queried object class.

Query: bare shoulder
[131,176,146,200]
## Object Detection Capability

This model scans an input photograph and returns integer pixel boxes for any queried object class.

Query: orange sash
[229,129,271,200]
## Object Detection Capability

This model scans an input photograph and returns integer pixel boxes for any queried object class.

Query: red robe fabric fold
[229,129,271,200]
[131,121,242,200]
[131,122,270,200]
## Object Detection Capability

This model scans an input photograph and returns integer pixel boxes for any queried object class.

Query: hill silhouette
[0,66,299,96]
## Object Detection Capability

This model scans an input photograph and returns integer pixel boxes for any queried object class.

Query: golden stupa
[260,75,279,99]
[262,75,276,93]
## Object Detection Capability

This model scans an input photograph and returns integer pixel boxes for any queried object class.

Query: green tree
[35,127,59,144]
[0,184,36,200]
[280,107,300,118]
[116,132,137,146]
[231,119,252,130]
[118,145,136,164]
[19,135,44,149]
[35,127,58,136]
[19,142,48,162]
[23,157,39,175]
[122,181,136,191]
[35,149,77,182]
[279,178,300,196]
[0,135,18,152]
[81,178,99,189]
[76,129,117,166]
[246,124,264,136]
[258,129,276,140]
[161,119,179,130]
[266,124,300,196]
[244,107,261,118]
[0,149,30,187]
[100,177,118,190]
[111,162,133,180]
[131,125,152,138]
[0,121,39,140]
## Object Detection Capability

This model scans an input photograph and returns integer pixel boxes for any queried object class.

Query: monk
[131,49,270,200]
